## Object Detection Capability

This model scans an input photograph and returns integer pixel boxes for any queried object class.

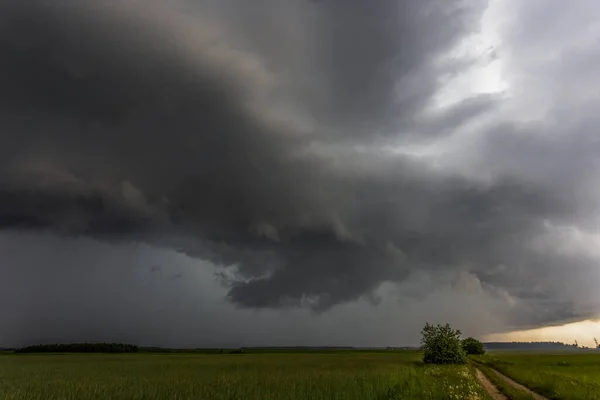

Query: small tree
[420,322,466,364]
[462,337,486,355]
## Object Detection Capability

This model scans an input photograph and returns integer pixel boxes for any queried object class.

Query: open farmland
[473,352,600,400]
[0,351,490,400]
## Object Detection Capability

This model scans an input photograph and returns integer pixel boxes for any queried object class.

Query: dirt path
[489,369,549,400]
[475,368,507,400]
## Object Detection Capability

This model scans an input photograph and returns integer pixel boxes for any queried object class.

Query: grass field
[0,351,490,400]
[473,352,600,399]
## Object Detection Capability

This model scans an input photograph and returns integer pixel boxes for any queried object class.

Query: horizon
[3,340,591,350]
[6,319,599,350]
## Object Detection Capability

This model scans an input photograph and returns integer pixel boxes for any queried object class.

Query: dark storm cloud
[1,0,598,336]
[207,0,487,136]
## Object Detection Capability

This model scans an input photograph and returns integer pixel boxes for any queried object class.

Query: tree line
[484,341,583,350]
[14,343,139,353]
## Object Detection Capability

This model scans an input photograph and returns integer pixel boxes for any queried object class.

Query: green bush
[462,337,485,355]
[420,323,466,364]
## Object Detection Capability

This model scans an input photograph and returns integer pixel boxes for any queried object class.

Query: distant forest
[483,341,592,350]
[14,343,139,353]
[6,341,599,354]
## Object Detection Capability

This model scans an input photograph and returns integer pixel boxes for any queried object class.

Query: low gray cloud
[0,232,510,348]
[1,0,600,346]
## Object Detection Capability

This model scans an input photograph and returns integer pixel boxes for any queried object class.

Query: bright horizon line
[485,319,600,348]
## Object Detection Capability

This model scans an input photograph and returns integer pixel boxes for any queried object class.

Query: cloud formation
[1,0,600,345]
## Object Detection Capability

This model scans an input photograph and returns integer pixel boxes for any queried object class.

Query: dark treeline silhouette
[141,346,356,354]
[140,347,224,354]
[10,342,594,354]
[484,341,583,350]
[15,343,139,353]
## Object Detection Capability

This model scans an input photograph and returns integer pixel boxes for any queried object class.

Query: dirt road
[489,368,548,400]
[474,365,549,400]
[475,368,507,400]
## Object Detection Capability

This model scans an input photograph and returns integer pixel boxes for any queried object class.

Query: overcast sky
[2,0,600,348]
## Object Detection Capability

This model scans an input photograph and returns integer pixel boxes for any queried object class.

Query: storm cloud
[1,0,600,346]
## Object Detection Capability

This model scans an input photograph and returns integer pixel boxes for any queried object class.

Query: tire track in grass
[475,368,507,400]
[489,369,548,400]
[477,364,536,400]
[472,360,548,400]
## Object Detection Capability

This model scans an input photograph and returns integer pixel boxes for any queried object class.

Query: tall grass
[0,352,489,399]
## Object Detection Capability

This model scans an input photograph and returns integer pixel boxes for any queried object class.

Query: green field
[0,351,489,400]
[473,352,600,399]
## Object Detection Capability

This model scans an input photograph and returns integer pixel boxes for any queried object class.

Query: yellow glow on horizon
[484,320,600,348]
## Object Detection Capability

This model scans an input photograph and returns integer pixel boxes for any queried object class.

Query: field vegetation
[6,324,600,400]
[0,351,490,400]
